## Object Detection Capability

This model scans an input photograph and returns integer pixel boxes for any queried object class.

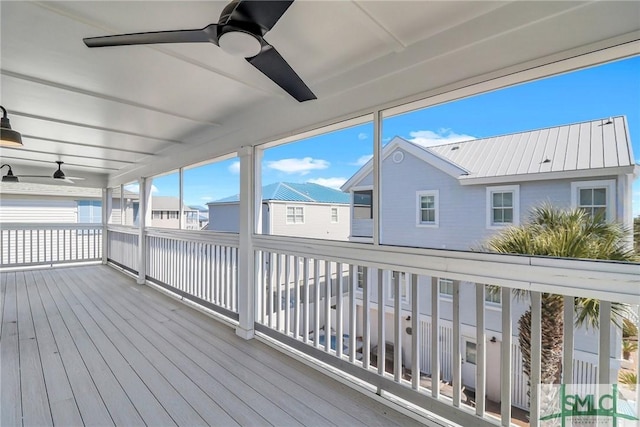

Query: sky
[148,56,640,215]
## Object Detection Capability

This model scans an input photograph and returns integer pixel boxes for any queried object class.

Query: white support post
[236,146,255,340]
[137,177,151,285]
[179,167,185,230]
[101,187,112,264]
[598,300,612,384]
[120,184,124,225]
[373,110,381,245]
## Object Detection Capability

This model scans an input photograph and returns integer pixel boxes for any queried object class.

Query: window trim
[486,185,520,229]
[286,205,305,224]
[330,206,339,223]
[570,179,616,222]
[416,190,439,228]
[352,186,373,220]
[387,271,410,304]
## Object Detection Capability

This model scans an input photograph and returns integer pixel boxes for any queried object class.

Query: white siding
[269,202,350,240]
[0,197,78,223]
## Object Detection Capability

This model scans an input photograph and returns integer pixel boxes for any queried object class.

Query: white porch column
[617,173,634,250]
[179,167,185,229]
[137,177,152,285]
[101,187,112,264]
[236,146,257,339]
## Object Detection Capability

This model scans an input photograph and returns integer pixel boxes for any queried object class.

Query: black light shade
[0,106,23,147]
[1,164,19,183]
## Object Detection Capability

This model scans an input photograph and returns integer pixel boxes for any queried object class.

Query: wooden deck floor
[1,265,427,427]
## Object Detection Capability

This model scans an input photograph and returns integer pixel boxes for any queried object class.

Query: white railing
[252,234,639,427]
[0,223,102,268]
[107,225,139,273]
[145,228,240,320]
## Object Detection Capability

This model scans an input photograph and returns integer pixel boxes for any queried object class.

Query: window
[486,185,520,228]
[152,211,161,220]
[353,189,373,219]
[485,290,501,305]
[356,266,366,291]
[438,278,453,297]
[286,206,304,224]
[465,341,477,365]
[77,200,102,223]
[571,180,615,222]
[331,207,338,223]
[416,190,439,227]
[388,271,409,303]
[168,211,179,220]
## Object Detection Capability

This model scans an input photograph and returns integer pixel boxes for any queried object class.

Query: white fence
[0,223,102,268]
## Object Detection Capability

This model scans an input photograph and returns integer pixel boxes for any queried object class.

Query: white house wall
[269,202,350,241]
[353,147,621,250]
[0,195,80,223]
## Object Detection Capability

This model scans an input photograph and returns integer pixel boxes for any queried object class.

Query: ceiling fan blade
[15,175,51,178]
[84,25,218,48]
[247,43,315,102]
[63,176,86,181]
[226,0,294,32]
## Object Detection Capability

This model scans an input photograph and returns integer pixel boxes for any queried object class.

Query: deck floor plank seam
[1,272,23,427]
[96,265,419,427]
[79,266,333,427]
[55,267,240,427]
[17,270,54,427]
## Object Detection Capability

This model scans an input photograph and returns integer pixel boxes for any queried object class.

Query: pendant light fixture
[0,164,19,182]
[0,106,23,147]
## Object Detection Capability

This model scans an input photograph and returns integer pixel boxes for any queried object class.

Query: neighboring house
[0,185,199,230]
[188,205,210,229]
[207,182,351,240]
[340,116,639,408]
[0,183,102,223]
[149,196,199,230]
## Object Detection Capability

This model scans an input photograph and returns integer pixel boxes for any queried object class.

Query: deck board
[2,265,425,427]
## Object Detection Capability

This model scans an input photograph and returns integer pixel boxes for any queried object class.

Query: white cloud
[407,128,475,147]
[350,154,373,166]
[227,161,240,174]
[266,157,329,175]
[308,177,348,190]
[124,183,158,194]
[358,132,368,140]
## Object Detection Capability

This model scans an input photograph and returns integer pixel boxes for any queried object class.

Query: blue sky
[150,56,640,215]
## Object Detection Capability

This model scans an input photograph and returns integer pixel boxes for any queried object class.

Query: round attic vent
[392,151,404,163]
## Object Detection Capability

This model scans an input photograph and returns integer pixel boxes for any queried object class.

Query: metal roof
[344,116,637,190]
[429,116,636,181]
[150,196,198,212]
[211,182,349,204]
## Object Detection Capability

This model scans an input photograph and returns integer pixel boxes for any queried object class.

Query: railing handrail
[252,234,640,304]
[145,227,239,246]
[1,222,102,230]
[106,224,139,234]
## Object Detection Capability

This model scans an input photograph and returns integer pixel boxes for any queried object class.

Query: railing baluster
[303,257,310,343]
[336,262,344,358]
[348,264,356,364]
[452,280,461,407]
[411,274,420,390]
[393,270,401,382]
[529,291,542,427]
[377,268,385,378]
[476,284,486,417]
[431,276,440,399]
[314,259,320,348]
[363,266,371,368]
[324,260,332,353]
[294,256,300,339]
[598,300,612,384]
[499,286,511,424]
[285,254,291,336]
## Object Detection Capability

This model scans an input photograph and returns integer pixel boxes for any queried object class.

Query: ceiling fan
[83,0,316,102]
[3,161,86,184]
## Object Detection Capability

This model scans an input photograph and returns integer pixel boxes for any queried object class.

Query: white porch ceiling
[1,1,639,188]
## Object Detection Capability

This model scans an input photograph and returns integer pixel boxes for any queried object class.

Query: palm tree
[484,205,637,389]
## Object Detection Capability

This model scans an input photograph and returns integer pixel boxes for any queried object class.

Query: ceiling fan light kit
[83,0,316,102]
[0,106,24,148]
[0,164,19,183]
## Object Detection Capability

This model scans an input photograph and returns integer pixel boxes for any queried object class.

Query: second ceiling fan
[83,0,316,102]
